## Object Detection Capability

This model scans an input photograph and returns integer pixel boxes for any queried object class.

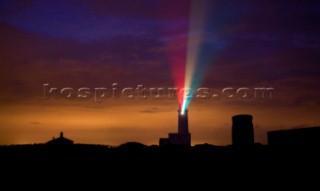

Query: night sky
[1,0,320,145]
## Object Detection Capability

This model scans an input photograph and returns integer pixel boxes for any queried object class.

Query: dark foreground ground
[1,143,319,185]
[1,142,319,163]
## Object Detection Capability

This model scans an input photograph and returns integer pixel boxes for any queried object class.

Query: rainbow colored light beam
[164,0,217,114]
[181,0,215,114]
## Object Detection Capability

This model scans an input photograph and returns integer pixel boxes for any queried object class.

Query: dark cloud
[29,121,41,125]
[83,0,189,19]
[139,107,172,113]
[0,22,173,102]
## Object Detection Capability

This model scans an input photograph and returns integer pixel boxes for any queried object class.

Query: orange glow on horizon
[1,98,320,146]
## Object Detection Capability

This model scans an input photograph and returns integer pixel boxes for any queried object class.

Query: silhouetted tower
[232,115,254,147]
[178,109,189,134]
[159,108,191,146]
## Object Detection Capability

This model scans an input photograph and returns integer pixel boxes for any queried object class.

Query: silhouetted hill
[118,142,147,149]
[1,142,319,164]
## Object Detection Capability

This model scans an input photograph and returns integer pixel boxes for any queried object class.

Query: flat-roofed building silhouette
[268,126,320,146]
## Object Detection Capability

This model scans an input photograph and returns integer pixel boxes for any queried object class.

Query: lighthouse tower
[159,107,191,146]
[178,109,189,134]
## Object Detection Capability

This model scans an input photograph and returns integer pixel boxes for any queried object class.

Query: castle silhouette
[46,132,73,145]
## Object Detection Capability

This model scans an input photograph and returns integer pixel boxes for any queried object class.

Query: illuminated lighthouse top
[159,107,191,146]
[178,108,189,135]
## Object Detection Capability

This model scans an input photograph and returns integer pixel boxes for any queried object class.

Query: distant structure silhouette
[232,115,254,147]
[159,109,191,146]
[46,132,73,145]
[268,126,320,146]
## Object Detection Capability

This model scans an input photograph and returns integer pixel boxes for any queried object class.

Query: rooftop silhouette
[268,126,320,146]
[46,132,73,145]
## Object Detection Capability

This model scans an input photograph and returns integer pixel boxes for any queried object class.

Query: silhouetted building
[46,132,73,145]
[268,126,320,146]
[159,109,191,146]
[232,114,254,147]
